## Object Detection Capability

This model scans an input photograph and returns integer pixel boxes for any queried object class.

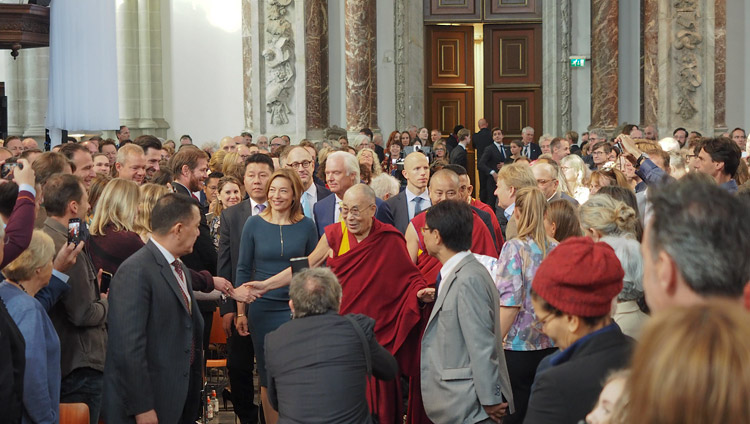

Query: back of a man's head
[497,163,536,189]
[648,173,750,302]
[32,151,71,186]
[425,199,473,253]
[43,174,83,217]
[289,268,342,318]
[151,193,198,235]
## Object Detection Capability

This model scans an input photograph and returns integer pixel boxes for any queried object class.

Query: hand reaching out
[212,276,235,296]
[417,287,436,303]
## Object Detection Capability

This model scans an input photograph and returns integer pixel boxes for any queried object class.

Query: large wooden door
[483,24,542,142]
[424,25,475,138]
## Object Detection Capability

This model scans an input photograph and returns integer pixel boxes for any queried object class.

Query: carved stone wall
[394,0,424,130]
[655,0,718,135]
[305,0,328,137]
[243,0,307,141]
[643,0,659,127]
[542,0,572,135]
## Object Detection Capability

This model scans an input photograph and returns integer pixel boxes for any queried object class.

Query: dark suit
[472,128,493,166]
[478,143,510,207]
[374,144,385,163]
[265,312,398,424]
[172,182,217,357]
[549,191,580,207]
[449,144,468,169]
[523,142,542,160]
[313,183,332,213]
[217,199,260,424]
[313,193,394,237]
[384,189,430,234]
[525,325,633,424]
[102,241,204,424]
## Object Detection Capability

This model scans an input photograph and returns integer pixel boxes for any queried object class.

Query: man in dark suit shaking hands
[103,194,205,424]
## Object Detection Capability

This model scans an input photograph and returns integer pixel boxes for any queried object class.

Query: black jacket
[524,324,633,424]
[472,128,493,165]
[449,145,468,170]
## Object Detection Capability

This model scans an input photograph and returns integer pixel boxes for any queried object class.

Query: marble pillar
[115,0,169,138]
[305,0,329,138]
[655,0,717,135]
[714,0,726,130]
[542,0,572,136]
[643,0,659,127]
[345,0,377,132]
[6,47,48,140]
[244,0,307,142]
[395,0,424,130]
[590,0,619,131]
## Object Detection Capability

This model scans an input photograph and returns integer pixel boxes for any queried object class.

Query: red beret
[532,236,624,317]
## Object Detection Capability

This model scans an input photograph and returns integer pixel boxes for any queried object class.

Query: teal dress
[235,215,318,386]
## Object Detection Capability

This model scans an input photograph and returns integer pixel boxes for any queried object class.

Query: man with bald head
[295,183,433,424]
[22,137,38,151]
[220,136,237,152]
[531,162,579,206]
[385,152,431,233]
[473,118,493,165]
[281,146,330,220]
[313,151,393,236]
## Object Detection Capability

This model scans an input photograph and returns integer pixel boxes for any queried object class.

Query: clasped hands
[226,280,267,303]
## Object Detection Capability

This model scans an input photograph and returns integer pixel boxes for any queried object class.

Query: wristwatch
[636,152,649,168]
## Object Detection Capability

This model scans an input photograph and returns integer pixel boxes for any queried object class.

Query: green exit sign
[570,57,586,67]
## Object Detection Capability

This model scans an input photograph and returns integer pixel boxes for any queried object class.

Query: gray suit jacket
[102,241,204,424]
[420,254,514,423]
[549,191,580,207]
[217,199,253,316]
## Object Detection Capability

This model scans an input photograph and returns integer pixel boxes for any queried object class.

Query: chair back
[60,403,89,424]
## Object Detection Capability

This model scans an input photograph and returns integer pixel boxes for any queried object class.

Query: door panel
[486,89,541,140]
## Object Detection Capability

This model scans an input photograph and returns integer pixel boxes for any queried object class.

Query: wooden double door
[425,24,542,143]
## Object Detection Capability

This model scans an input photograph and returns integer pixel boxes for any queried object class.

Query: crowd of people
[0,120,749,424]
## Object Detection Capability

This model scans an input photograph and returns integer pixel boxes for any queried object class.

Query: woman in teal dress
[235,168,318,424]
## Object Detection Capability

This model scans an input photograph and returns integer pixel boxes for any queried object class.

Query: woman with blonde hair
[357,147,382,179]
[561,154,590,203]
[88,179,143,274]
[206,176,242,249]
[135,183,170,242]
[0,230,61,424]
[209,149,226,173]
[221,151,242,175]
[494,186,558,423]
[579,194,638,240]
[235,168,318,423]
[619,302,750,424]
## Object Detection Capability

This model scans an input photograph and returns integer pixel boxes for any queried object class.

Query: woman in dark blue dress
[235,168,318,423]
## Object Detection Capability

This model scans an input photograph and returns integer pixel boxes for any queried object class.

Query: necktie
[413,197,423,217]
[171,260,195,364]
[301,192,312,218]
[523,145,528,157]
[434,273,442,293]
[255,204,266,215]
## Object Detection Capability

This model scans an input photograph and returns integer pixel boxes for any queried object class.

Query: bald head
[344,183,376,204]
[403,152,430,193]
[429,169,460,204]
[478,118,488,128]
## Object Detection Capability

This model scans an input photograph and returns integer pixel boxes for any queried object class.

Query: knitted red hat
[532,236,624,317]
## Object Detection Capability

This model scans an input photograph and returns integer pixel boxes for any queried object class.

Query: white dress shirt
[151,237,191,306]
[405,188,431,221]
[438,250,472,298]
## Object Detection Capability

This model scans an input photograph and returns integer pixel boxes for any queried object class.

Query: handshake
[212,277,267,303]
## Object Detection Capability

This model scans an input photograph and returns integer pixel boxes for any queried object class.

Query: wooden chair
[204,307,229,409]
[60,403,89,424]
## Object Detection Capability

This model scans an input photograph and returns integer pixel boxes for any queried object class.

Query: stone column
[345,0,377,132]
[655,0,716,135]
[116,0,169,138]
[395,0,424,130]
[244,0,307,142]
[714,0,726,131]
[643,0,659,127]
[6,47,49,140]
[590,0,619,131]
[542,0,572,136]
[305,0,329,139]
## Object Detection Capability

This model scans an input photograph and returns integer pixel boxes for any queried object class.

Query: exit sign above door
[570,56,587,67]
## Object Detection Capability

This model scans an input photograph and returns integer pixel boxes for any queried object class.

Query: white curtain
[45,0,119,146]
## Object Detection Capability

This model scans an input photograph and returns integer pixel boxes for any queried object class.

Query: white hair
[658,137,680,153]
[600,235,643,301]
[327,151,360,180]
[350,134,370,148]
[370,174,400,199]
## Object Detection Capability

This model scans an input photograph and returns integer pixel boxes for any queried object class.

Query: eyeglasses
[532,311,557,332]
[287,160,312,169]
[340,204,374,218]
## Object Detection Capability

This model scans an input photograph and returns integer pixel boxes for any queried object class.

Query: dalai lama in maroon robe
[307,183,435,424]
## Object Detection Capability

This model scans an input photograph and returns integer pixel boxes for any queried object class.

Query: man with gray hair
[642,174,750,313]
[370,173,400,200]
[521,126,541,160]
[587,128,609,145]
[313,151,393,236]
[264,268,398,423]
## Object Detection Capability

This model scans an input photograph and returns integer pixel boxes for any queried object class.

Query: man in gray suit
[102,194,205,424]
[420,200,514,423]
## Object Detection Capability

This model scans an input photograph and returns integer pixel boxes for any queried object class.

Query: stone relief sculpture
[673,0,702,120]
[263,0,295,125]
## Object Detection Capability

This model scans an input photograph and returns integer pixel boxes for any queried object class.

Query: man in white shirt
[386,152,431,234]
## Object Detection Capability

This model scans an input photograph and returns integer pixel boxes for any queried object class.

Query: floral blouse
[495,236,557,351]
